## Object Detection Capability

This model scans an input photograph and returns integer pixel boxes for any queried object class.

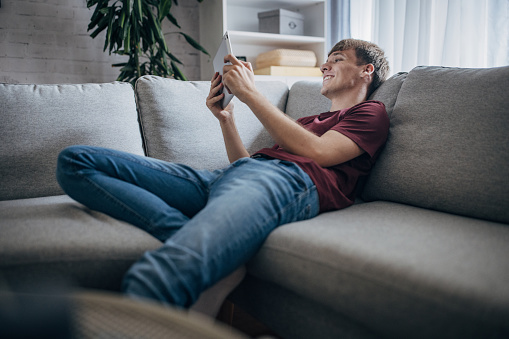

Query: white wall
[0,0,202,84]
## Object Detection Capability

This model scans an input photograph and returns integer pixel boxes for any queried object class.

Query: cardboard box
[258,9,304,35]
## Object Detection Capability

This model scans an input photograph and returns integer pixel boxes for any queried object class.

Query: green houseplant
[87,0,209,84]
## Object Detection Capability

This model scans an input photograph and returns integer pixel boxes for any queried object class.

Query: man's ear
[364,64,375,75]
[361,64,375,84]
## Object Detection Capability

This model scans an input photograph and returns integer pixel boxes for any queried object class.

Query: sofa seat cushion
[0,82,145,201]
[247,201,509,338]
[0,195,161,290]
[135,76,289,170]
[362,66,509,224]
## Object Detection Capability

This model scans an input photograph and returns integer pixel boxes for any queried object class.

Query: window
[330,0,509,75]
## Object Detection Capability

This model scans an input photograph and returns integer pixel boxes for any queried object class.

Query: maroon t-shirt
[253,100,389,212]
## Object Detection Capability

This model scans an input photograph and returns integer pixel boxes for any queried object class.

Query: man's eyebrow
[328,52,346,60]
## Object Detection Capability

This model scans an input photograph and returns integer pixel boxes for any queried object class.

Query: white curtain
[327,0,351,52]
[349,0,509,75]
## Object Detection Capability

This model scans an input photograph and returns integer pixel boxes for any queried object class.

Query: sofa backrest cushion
[0,82,144,201]
[362,66,509,224]
[285,81,331,120]
[286,72,407,122]
[135,75,289,170]
[369,72,407,118]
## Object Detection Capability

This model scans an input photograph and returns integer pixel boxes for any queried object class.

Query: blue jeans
[56,145,319,308]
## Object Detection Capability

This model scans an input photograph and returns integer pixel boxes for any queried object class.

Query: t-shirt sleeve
[330,101,389,158]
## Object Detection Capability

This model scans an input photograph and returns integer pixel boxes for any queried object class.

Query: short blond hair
[329,39,389,96]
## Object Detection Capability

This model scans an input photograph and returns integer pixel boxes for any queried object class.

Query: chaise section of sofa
[0,82,161,290]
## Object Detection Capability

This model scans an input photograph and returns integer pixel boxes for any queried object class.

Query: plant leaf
[146,7,168,53]
[124,25,131,51]
[166,51,183,65]
[87,0,99,8]
[105,7,115,53]
[90,14,109,38]
[119,10,126,28]
[88,12,104,31]
[134,0,142,22]
[179,32,209,56]
[165,12,180,29]
[171,61,186,81]
[158,0,172,22]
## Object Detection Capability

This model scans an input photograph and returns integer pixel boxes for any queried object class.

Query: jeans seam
[72,148,210,193]
[80,173,153,228]
[207,161,239,188]
[278,185,318,222]
[66,149,185,231]
[209,184,318,274]
[66,149,153,228]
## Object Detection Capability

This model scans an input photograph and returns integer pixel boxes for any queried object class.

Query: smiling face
[319,49,368,100]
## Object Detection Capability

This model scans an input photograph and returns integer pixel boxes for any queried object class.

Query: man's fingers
[211,72,222,87]
[211,71,219,82]
[206,91,224,108]
[207,81,223,100]
[223,53,241,66]
[210,92,224,103]
[241,61,253,72]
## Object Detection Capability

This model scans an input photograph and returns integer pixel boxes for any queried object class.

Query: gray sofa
[1,65,508,338]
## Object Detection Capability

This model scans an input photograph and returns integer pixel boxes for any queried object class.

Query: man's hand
[222,54,257,103]
[206,71,250,163]
[206,72,234,123]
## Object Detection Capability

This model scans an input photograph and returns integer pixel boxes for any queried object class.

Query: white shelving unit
[199,0,327,85]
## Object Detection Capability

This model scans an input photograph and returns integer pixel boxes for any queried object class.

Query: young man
[56,39,389,313]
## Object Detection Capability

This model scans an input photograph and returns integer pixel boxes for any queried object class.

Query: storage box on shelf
[258,9,304,35]
[199,0,326,85]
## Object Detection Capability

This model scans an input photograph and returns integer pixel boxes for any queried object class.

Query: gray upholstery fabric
[0,82,144,201]
[230,275,377,339]
[135,76,288,170]
[0,195,161,290]
[369,72,407,118]
[286,72,407,122]
[285,81,331,120]
[362,66,509,224]
[247,201,509,338]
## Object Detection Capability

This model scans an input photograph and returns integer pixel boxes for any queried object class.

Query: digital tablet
[213,31,235,109]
